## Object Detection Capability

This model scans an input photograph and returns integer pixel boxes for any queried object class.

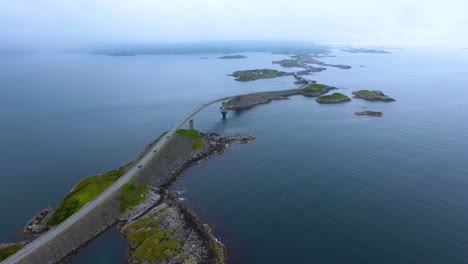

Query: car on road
[138,165,142,168]
[153,150,157,153]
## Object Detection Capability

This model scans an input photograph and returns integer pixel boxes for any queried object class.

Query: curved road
[2,96,235,264]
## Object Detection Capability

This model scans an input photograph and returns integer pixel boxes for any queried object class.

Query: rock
[354,110,383,117]
[23,208,52,235]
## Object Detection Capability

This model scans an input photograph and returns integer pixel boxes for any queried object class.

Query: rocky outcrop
[23,208,52,235]
[354,110,383,117]
[352,90,395,102]
[122,196,226,264]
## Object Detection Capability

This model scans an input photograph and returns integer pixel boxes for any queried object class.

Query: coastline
[9,132,253,263]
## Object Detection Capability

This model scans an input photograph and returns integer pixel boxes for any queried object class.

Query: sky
[0,0,467,49]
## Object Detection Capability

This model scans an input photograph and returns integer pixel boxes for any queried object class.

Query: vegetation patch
[0,244,25,261]
[272,59,302,68]
[120,182,150,214]
[354,90,375,96]
[47,168,125,226]
[316,93,351,104]
[177,129,205,150]
[229,69,291,81]
[303,83,328,94]
[125,210,181,261]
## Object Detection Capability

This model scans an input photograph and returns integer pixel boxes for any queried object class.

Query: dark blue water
[0,52,297,242]
[171,49,468,263]
[1,49,468,263]
[68,228,126,264]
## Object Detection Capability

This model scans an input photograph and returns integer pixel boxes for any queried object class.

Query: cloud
[0,0,467,49]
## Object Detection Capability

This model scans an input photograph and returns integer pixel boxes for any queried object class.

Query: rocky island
[229,69,293,81]
[352,90,395,102]
[355,110,383,117]
[218,55,247,59]
[316,93,351,104]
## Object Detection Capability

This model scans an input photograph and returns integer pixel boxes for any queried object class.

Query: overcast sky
[1,0,467,49]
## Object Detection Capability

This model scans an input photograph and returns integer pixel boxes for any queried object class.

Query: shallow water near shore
[1,49,468,263]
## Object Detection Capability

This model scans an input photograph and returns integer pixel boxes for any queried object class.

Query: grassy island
[176,129,204,150]
[352,90,395,102]
[47,168,125,226]
[229,69,292,81]
[272,59,303,68]
[316,93,351,104]
[303,83,333,96]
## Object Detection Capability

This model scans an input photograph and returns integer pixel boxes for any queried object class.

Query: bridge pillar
[220,102,228,119]
[189,119,194,130]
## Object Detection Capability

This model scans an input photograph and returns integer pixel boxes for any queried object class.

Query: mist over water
[1,48,468,263]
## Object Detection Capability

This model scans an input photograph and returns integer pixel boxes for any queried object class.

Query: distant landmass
[340,47,390,54]
[218,55,247,59]
[91,41,330,56]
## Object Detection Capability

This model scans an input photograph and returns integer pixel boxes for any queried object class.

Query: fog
[1,0,467,50]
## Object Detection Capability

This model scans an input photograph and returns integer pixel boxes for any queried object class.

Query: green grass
[303,83,328,94]
[125,210,181,261]
[0,244,25,261]
[317,93,349,100]
[120,182,150,214]
[47,168,125,226]
[177,129,205,150]
[355,90,375,96]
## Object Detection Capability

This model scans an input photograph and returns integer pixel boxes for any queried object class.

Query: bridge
[2,96,235,264]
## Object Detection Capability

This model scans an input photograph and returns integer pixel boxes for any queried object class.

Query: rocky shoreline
[118,132,254,263]
[23,208,51,236]
[6,132,254,264]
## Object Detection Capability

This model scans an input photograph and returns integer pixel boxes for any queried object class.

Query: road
[2,96,234,264]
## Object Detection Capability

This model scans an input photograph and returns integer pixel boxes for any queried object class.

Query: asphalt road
[2,96,233,264]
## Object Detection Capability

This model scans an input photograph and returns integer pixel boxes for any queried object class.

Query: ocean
[1,48,468,263]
